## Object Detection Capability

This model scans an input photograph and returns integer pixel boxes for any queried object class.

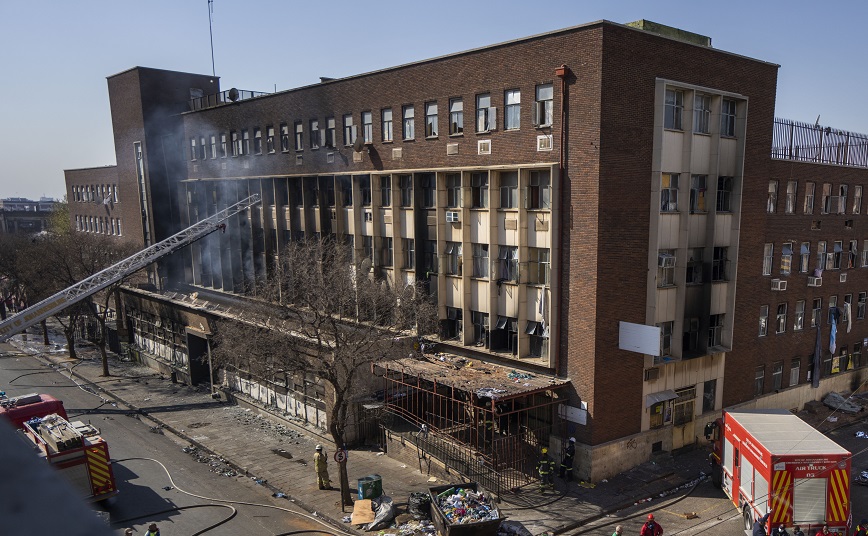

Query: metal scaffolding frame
[378,360,568,494]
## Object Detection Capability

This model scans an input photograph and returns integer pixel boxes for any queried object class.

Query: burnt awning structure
[375,353,571,493]
[379,355,570,402]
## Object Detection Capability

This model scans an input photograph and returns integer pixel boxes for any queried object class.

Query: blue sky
[2,0,867,200]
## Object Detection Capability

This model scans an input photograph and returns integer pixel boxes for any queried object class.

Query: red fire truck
[1,393,118,502]
[704,409,851,535]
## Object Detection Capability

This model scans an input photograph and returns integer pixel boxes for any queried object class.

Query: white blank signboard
[619,321,660,356]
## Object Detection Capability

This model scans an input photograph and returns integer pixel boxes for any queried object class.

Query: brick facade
[63,19,868,479]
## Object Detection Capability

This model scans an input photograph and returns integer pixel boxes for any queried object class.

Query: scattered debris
[272,448,293,459]
[822,392,863,414]
[182,445,237,477]
[162,486,173,491]
[273,492,287,499]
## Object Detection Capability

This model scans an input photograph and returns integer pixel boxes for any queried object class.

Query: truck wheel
[710,461,722,488]
[742,506,753,531]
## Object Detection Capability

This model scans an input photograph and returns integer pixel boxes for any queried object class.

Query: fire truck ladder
[0,194,261,342]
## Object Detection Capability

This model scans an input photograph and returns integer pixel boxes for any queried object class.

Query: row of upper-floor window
[656,314,726,357]
[749,351,865,397]
[75,215,122,236]
[656,247,730,286]
[761,239,868,276]
[204,170,550,212]
[440,307,549,358]
[188,84,556,160]
[664,89,738,137]
[72,184,119,204]
[759,292,866,336]
[767,180,864,215]
[660,174,734,213]
[258,231,551,286]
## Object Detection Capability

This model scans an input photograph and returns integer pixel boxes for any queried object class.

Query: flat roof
[728,409,849,456]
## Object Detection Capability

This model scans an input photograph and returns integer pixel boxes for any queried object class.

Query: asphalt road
[0,344,347,536]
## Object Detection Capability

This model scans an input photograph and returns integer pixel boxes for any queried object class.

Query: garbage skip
[428,482,502,536]
[358,474,383,499]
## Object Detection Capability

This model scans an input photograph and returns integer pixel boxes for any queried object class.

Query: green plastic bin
[357,474,382,499]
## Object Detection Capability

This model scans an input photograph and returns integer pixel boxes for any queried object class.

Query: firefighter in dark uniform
[559,437,576,481]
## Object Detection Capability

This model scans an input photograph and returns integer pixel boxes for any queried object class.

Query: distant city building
[65,19,868,483]
[0,197,57,234]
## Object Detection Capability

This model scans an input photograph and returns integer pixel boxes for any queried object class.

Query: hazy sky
[2,0,867,200]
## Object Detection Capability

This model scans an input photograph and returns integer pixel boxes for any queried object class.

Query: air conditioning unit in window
[771,279,787,291]
[446,211,460,223]
[644,367,660,381]
[658,254,676,268]
[478,140,491,155]
[807,276,823,287]
[840,272,847,283]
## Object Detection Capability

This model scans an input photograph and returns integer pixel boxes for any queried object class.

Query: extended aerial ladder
[0,194,260,342]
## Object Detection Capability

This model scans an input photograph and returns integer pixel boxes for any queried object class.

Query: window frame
[504,88,520,130]
[472,243,489,278]
[716,176,733,212]
[534,84,554,127]
[661,173,679,212]
[424,102,438,138]
[721,98,736,137]
[476,93,493,133]
[361,111,373,144]
[402,105,415,140]
[785,180,797,214]
[664,89,683,130]
[449,98,464,135]
[776,303,787,334]
[759,305,769,337]
[381,108,393,142]
[499,172,518,209]
[471,172,489,208]
[693,93,711,134]
[527,247,551,286]
[804,181,815,213]
[446,173,462,208]
[794,300,805,331]
[767,180,778,213]
[690,174,707,213]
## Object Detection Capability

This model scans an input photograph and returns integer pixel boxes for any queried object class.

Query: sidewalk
[5,332,710,536]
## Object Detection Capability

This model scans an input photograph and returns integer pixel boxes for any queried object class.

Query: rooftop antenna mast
[208,0,216,76]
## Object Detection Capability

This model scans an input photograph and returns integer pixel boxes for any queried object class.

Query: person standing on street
[537,448,555,491]
[559,437,576,482]
[145,523,160,536]
[313,445,332,490]
[640,514,663,536]
[792,525,805,536]
[612,525,623,536]
[854,519,868,536]
[752,510,772,536]
[814,526,830,536]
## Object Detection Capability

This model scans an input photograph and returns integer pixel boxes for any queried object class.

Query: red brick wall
[727,159,868,406]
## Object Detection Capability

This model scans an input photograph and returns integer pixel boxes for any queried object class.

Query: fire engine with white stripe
[704,409,851,535]
[1,392,117,502]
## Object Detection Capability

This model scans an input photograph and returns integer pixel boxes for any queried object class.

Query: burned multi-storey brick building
[65,19,868,482]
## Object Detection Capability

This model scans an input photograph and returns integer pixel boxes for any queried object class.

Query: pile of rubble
[182,445,237,477]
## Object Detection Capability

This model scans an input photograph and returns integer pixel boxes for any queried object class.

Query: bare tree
[212,238,437,506]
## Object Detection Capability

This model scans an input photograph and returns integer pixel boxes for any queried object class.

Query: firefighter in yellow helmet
[537,447,555,491]
[313,445,332,490]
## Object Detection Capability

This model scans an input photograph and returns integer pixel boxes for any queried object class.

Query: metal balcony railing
[772,118,868,168]
[189,89,269,112]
